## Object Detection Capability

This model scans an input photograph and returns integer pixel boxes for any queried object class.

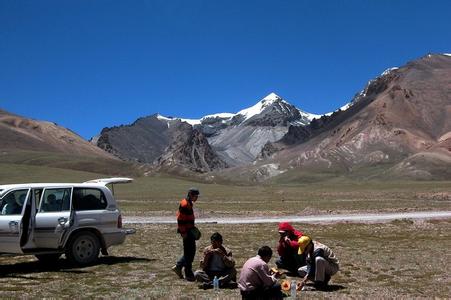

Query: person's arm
[299,272,310,288]
[200,247,213,270]
[288,239,300,250]
[218,246,235,268]
[277,238,287,256]
[256,263,278,287]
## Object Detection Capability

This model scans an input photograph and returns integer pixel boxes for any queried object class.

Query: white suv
[0,178,135,265]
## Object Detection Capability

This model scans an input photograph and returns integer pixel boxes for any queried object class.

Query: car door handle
[57,217,68,225]
[8,221,19,232]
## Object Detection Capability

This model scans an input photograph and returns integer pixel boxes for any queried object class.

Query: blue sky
[1,0,450,139]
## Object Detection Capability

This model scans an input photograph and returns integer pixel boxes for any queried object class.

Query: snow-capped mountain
[164,92,319,128]
[93,92,321,169]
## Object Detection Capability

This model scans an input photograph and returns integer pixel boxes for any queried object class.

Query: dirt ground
[0,219,450,299]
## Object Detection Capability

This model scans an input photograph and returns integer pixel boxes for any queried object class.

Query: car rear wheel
[65,231,100,266]
[35,253,61,264]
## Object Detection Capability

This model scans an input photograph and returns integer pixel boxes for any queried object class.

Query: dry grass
[0,219,449,298]
[113,176,451,217]
[1,168,450,298]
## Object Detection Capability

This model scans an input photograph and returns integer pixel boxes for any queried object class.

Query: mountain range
[1,53,451,181]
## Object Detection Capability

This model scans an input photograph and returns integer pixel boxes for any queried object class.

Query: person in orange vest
[172,187,200,281]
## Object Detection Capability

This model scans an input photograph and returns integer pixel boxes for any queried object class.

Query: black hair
[210,232,223,242]
[187,187,200,199]
[258,246,273,258]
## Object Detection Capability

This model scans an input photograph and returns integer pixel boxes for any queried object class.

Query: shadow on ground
[0,256,152,277]
[303,282,347,292]
[321,284,346,292]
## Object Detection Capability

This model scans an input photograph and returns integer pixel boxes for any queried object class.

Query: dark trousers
[275,253,305,274]
[176,231,196,274]
[240,283,283,300]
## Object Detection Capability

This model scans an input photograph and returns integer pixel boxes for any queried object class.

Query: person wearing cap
[297,236,339,290]
[276,222,305,275]
[194,232,237,289]
[172,187,200,281]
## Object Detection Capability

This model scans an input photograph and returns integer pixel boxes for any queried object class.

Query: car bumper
[123,228,136,235]
[103,228,135,247]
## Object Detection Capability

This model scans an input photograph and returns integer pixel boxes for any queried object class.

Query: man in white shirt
[238,246,283,300]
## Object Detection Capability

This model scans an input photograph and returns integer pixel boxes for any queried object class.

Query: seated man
[194,232,237,289]
[238,246,283,300]
[1,194,21,215]
[276,222,305,274]
[297,236,340,290]
[42,194,59,212]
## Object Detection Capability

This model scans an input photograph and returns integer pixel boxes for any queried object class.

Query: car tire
[35,253,61,264]
[65,231,100,266]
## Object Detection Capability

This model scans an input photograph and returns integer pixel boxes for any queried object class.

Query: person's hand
[214,248,226,257]
[270,267,282,278]
[284,236,291,243]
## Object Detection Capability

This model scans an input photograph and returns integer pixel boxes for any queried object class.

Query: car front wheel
[65,231,100,266]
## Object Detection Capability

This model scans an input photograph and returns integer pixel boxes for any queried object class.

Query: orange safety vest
[176,198,195,234]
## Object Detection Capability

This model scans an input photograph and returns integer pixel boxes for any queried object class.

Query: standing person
[238,246,283,300]
[276,222,305,275]
[297,236,340,290]
[172,187,200,281]
[194,232,237,289]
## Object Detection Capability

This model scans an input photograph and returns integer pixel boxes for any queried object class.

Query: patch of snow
[202,113,235,119]
[381,67,398,76]
[179,118,201,125]
[323,101,353,117]
[156,114,172,128]
[236,93,284,121]
[200,113,235,124]
[262,92,281,102]
[156,114,171,121]
[340,102,352,111]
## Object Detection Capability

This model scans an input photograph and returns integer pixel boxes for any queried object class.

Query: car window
[73,188,107,211]
[40,188,71,212]
[0,189,28,215]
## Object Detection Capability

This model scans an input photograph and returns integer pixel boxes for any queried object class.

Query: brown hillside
[226,54,451,182]
[0,109,116,159]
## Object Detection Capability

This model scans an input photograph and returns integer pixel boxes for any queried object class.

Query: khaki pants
[298,257,339,282]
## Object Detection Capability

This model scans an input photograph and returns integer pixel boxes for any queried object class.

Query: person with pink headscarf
[275,222,305,275]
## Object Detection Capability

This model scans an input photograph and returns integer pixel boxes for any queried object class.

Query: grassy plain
[0,220,449,298]
[113,176,451,218]
[0,164,450,298]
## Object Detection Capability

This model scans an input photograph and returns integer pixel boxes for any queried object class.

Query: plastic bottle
[290,279,296,299]
[213,276,219,291]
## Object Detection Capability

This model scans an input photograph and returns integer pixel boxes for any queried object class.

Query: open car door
[0,189,32,254]
[33,187,73,250]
